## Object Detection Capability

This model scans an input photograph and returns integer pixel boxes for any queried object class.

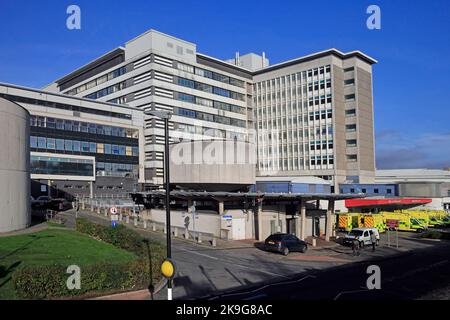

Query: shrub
[12,259,159,299]
[14,219,166,299]
[419,230,450,240]
[75,218,164,257]
[10,218,167,299]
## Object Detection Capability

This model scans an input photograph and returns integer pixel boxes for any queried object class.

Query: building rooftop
[376,169,450,183]
[256,176,331,185]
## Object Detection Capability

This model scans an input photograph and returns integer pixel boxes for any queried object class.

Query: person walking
[370,230,377,252]
[352,239,360,256]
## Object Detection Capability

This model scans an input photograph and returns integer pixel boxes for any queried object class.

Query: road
[205,240,450,300]
[60,210,450,300]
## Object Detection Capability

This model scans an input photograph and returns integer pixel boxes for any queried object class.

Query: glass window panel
[30,136,37,148]
[72,141,81,152]
[64,140,73,151]
[47,138,56,150]
[56,139,64,150]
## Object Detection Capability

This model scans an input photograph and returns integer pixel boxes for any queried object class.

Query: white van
[343,228,380,247]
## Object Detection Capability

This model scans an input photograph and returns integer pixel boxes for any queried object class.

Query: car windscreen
[349,230,364,236]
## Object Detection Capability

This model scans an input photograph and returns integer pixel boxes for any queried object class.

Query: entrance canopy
[345,198,432,211]
[131,190,363,206]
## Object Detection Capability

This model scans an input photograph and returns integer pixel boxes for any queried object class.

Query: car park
[264,233,308,256]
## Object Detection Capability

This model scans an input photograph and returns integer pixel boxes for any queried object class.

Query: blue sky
[0,0,449,169]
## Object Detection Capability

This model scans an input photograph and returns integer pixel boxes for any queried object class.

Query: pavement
[58,209,450,300]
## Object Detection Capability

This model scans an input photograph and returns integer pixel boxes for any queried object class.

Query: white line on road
[176,248,290,278]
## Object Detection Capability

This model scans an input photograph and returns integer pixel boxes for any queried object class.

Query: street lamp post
[144,110,173,300]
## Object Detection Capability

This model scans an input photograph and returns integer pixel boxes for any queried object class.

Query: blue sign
[223,215,232,219]
[112,220,117,228]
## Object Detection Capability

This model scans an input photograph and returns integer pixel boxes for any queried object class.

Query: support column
[325,199,335,242]
[299,200,306,241]
[218,201,224,216]
[89,181,94,199]
[253,199,263,240]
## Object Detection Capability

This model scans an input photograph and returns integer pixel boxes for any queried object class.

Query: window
[73,141,81,152]
[374,188,379,194]
[213,87,230,98]
[97,143,104,154]
[345,109,356,117]
[82,142,90,152]
[344,79,355,86]
[346,124,357,132]
[178,93,195,103]
[46,117,56,129]
[350,188,355,193]
[30,136,37,148]
[46,138,56,150]
[64,120,73,131]
[64,140,73,151]
[387,189,392,194]
[56,139,64,151]
[347,154,358,162]
[119,145,126,156]
[346,139,357,147]
[178,78,195,88]
[56,119,64,130]
[362,188,367,193]
[126,146,132,156]
[104,144,112,154]
[344,67,354,72]
[112,145,119,155]
[345,94,356,101]
[89,142,96,153]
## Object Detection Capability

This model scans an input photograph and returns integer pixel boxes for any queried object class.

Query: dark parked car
[264,233,307,256]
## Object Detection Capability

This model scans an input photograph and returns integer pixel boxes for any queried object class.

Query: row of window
[65,66,127,96]
[0,94,132,121]
[177,62,245,88]
[96,162,138,177]
[255,65,332,93]
[310,140,334,150]
[30,115,139,138]
[153,87,246,115]
[176,77,245,101]
[174,107,246,128]
[31,156,94,177]
[84,81,126,100]
[30,136,139,156]
[310,155,335,166]
[174,122,247,141]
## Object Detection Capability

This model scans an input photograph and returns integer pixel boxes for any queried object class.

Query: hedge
[13,260,153,299]
[75,217,165,258]
[13,219,165,299]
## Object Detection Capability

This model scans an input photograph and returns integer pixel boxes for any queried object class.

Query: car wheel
[300,245,307,253]
[416,228,423,233]
[282,247,289,256]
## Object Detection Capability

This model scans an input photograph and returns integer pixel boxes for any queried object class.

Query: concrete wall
[170,140,256,191]
[0,98,31,233]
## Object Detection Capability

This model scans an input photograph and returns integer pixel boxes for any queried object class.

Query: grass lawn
[0,228,138,299]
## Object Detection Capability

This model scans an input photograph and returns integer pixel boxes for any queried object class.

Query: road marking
[208,275,316,300]
[176,248,290,278]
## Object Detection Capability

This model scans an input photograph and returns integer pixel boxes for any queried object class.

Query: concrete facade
[169,140,256,191]
[0,83,145,200]
[0,98,31,233]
